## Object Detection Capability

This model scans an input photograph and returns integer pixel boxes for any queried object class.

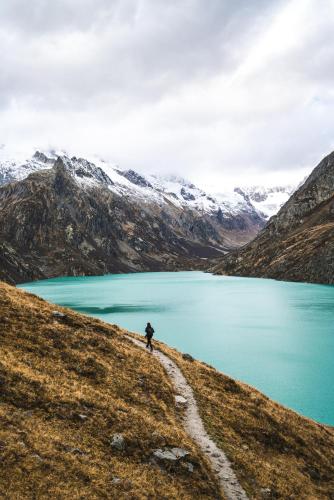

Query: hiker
[145,322,154,352]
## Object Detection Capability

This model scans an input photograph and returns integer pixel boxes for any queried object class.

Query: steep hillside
[1,283,334,499]
[0,282,219,499]
[157,341,334,499]
[211,151,334,284]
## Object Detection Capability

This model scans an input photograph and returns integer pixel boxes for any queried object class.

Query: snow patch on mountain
[0,145,296,221]
[234,185,296,219]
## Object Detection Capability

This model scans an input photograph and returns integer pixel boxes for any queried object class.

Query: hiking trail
[126,335,249,500]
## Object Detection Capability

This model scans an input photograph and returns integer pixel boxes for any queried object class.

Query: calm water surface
[19,272,334,425]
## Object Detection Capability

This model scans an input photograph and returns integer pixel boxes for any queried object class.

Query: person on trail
[145,322,154,352]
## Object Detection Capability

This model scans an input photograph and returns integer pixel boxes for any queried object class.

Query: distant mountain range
[0,146,293,220]
[0,146,296,283]
[212,151,334,284]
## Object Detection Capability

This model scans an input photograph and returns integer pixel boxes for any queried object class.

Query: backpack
[146,326,154,337]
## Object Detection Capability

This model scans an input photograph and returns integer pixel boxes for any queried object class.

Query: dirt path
[126,336,248,500]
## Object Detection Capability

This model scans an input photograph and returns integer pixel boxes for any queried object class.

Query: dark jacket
[145,324,154,338]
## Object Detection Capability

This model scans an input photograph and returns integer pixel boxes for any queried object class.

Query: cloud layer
[1,0,334,186]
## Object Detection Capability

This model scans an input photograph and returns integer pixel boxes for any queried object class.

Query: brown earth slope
[211,151,334,284]
[1,282,334,499]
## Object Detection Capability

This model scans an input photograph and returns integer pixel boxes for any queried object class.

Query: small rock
[242,444,249,450]
[306,467,321,480]
[182,353,194,362]
[71,448,85,455]
[185,462,194,473]
[175,395,187,405]
[112,477,121,484]
[52,311,66,319]
[110,434,125,451]
[153,447,189,462]
[78,414,88,421]
[171,447,190,459]
[260,488,271,498]
[153,449,178,461]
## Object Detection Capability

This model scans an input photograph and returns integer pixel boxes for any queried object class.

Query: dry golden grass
[146,338,334,499]
[0,282,220,499]
[2,280,334,500]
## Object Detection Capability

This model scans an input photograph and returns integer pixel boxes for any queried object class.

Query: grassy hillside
[0,282,219,499]
[153,341,334,499]
[1,281,334,499]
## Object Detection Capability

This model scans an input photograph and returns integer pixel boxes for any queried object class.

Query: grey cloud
[0,0,333,187]
[0,0,123,34]
[0,0,283,111]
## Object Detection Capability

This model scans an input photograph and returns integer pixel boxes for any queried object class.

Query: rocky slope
[1,282,334,499]
[0,150,266,284]
[0,148,266,238]
[211,151,334,284]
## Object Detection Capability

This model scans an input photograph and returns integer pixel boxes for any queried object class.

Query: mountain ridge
[211,151,334,284]
[0,150,266,284]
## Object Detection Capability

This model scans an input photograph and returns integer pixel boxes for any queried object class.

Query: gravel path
[126,336,248,500]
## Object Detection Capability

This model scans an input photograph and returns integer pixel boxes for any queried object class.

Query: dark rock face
[118,169,152,188]
[68,157,114,186]
[180,187,196,201]
[211,151,334,284]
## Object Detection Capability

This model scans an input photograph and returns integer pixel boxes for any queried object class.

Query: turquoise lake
[19,271,334,425]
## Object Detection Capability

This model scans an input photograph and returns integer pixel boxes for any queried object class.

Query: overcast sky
[1,0,334,187]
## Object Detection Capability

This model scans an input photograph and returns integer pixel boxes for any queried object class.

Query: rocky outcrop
[117,169,153,188]
[211,151,334,284]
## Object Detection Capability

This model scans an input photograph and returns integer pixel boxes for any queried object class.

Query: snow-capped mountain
[234,185,296,219]
[0,146,299,283]
[0,146,296,223]
[0,146,260,221]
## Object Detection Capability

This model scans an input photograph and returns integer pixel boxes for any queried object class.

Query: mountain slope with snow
[235,185,296,219]
[211,150,334,284]
[0,147,266,246]
[0,146,297,222]
[0,146,294,223]
[0,145,301,283]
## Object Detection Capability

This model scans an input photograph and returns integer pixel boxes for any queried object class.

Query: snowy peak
[0,146,296,222]
[61,156,114,188]
[117,169,153,189]
[235,185,296,219]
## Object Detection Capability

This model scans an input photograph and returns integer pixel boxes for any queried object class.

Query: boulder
[175,395,187,405]
[52,310,66,319]
[153,447,189,462]
[110,433,125,451]
[182,353,194,362]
